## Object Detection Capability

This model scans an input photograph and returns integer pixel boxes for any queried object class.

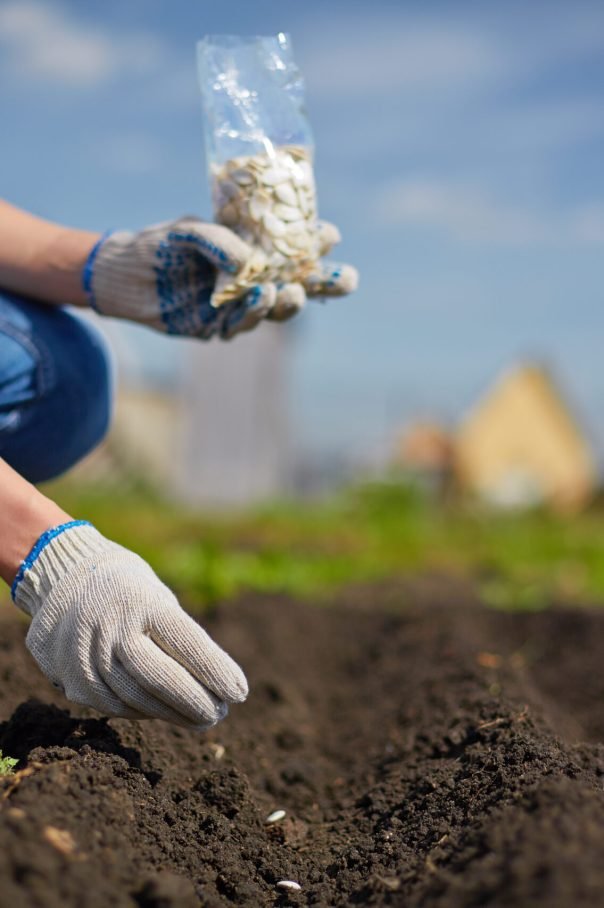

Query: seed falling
[276,880,302,891]
[208,743,225,760]
[265,809,286,824]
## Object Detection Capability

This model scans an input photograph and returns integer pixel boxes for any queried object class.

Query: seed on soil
[477,651,502,668]
[208,743,225,760]
[1,598,603,905]
[6,807,25,820]
[374,874,401,892]
[265,809,286,824]
[276,880,302,891]
[43,825,77,855]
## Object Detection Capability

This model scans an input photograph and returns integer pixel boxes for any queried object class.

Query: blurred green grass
[11,477,602,613]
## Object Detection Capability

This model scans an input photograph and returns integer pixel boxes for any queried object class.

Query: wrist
[11,520,100,615]
[0,201,99,307]
[82,230,114,311]
[0,488,73,588]
[41,225,102,307]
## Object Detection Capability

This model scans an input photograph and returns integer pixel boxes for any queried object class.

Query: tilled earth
[0,584,603,907]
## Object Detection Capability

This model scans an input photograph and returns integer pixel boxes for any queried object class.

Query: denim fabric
[0,291,113,483]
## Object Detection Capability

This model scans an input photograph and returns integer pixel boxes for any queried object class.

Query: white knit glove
[11,522,248,729]
[83,216,357,336]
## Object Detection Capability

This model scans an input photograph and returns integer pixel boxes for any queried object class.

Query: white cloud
[375,178,604,247]
[301,22,502,99]
[485,99,604,154]
[299,6,604,108]
[0,1,164,86]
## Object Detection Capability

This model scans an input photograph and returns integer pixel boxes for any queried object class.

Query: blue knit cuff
[11,520,93,601]
[82,231,113,312]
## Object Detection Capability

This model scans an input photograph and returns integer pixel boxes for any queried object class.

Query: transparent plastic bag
[197,34,320,305]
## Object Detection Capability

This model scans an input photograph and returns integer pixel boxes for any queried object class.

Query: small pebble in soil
[265,809,286,824]
[276,880,302,891]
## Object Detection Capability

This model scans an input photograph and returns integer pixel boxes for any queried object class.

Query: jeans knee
[61,315,114,457]
[0,297,114,483]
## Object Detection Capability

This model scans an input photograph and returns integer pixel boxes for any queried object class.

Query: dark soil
[0,586,604,907]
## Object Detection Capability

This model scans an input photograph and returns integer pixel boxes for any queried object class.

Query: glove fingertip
[305,262,359,297]
[244,281,276,311]
[268,282,306,322]
[220,284,274,339]
[317,220,342,256]
[334,263,359,295]
[208,653,249,704]
[228,669,249,704]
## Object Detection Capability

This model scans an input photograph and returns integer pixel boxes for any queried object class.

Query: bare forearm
[0,200,100,307]
[0,458,72,586]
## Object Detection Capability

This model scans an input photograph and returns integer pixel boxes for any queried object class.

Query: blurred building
[394,363,597,511]
[392,421,454,495]
[72,324,291,507]
[455,364,596,510]
[178,324,291,506]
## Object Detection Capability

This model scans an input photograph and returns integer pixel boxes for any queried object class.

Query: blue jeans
[0,291,113,483]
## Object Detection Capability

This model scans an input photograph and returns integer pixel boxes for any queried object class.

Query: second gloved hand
[84,216,358,337]
[84,217,276,339]
[12,521,248,728]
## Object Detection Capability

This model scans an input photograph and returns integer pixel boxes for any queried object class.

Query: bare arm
[0,457,72,586]
[0,199,100,308]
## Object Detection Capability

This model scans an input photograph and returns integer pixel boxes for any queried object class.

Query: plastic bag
[197,34,320,305]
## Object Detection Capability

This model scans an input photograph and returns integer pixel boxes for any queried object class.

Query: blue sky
[1,0,603,459]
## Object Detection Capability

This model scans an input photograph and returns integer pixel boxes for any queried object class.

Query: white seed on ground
[265,809,286,824]
[208,743,225,760]
[276,880,302,891]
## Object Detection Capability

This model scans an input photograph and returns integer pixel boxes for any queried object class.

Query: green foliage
[0,750,18,775]
[34,476,604,612]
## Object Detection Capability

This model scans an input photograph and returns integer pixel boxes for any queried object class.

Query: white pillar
[178,323,291,506]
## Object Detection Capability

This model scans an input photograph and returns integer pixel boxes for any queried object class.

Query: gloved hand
[12,521,248,728]
[267,220,359,322]
[83,216,357,337]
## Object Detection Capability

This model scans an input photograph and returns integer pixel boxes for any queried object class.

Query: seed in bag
[197,34,321,306]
